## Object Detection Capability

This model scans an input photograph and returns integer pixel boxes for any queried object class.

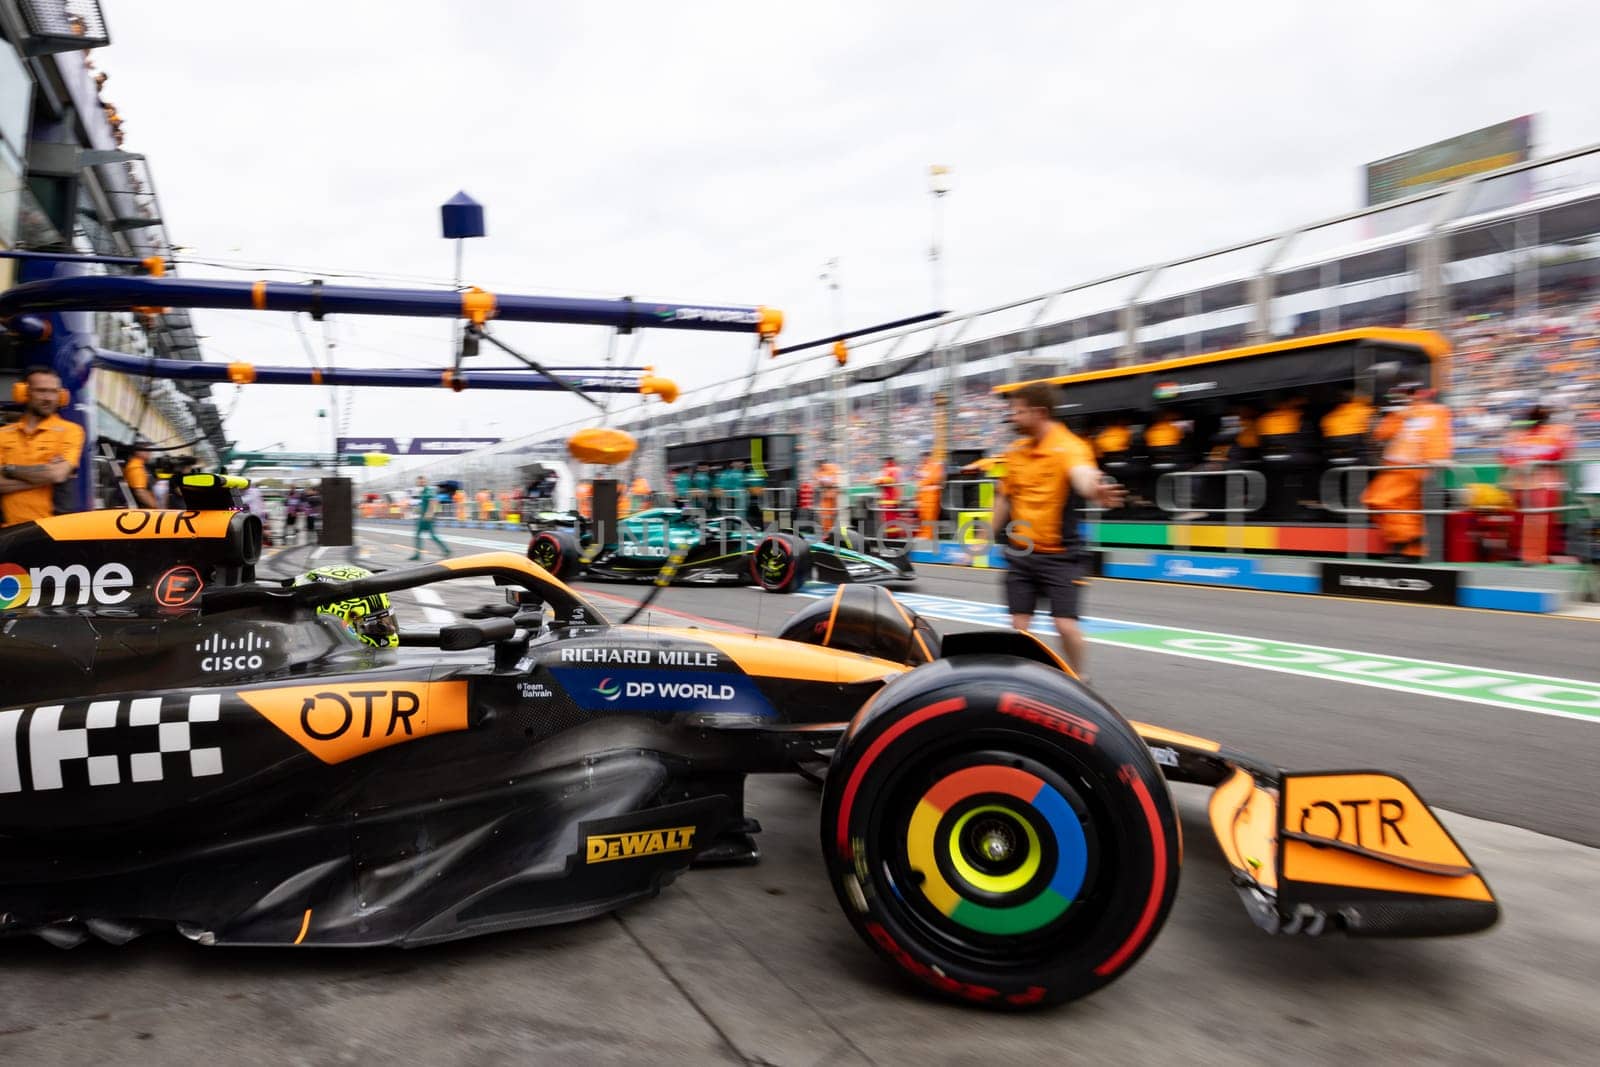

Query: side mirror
[438,618,517,651]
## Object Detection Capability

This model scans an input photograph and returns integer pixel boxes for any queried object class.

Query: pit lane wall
[902,542,1585,614]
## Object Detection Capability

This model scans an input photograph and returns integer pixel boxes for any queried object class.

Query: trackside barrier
[1321,460,1587,563]
[1319,463,1454,561]
[1154,469,1267,554]
[1491,460,1588,564]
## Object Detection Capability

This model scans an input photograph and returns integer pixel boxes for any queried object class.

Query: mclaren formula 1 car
[0,506,1497,1008]
[526,506,915,593]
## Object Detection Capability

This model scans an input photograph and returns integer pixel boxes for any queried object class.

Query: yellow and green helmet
[293,564,399,648]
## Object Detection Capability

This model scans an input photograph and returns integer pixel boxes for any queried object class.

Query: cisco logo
[196,632,273,673]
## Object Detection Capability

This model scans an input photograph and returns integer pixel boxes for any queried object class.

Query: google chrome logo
[0,563,30,610]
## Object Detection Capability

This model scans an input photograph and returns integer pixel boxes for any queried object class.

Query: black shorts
[1002,548,1086,619]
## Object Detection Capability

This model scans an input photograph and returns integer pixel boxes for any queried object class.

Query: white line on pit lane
[355,524,522,552]
[411,585,454,625]
[797,585,1600,724]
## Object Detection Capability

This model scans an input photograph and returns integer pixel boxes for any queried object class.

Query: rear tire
[751,532,812,594]
[528,529,582,581]
[819,658,1179,1008]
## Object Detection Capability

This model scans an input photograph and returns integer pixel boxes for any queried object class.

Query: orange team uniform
[630,476,652,512]
[1321,399,1374,440]
[576,481,593,519]
[476,489,493,520]
[915,459,944,539]
[1094,424,1130,457]
[874,461,904,533]
[1362,401,1452,557]
[0,413,85,525]
[1501,422,1573,563]
[814,462,842,534]
[999,422,1096,553]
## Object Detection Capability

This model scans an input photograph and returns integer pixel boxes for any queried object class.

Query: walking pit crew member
[0,366,85,526]
[1362,382,1452,560]
[994,383,1123,677]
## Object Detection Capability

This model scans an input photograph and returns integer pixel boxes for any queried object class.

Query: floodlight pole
[822,258,848,489]
[929,165,951,315]
[441,189,487,359]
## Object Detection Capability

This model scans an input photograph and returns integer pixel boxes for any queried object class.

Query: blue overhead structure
[0,274,781,335]
[89,351,664,395]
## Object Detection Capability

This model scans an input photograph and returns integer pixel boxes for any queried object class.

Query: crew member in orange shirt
[914,453,944,539]
[1362,383,1452,559]
[0,367,86,525]
[121,441,158,509]
[1501,405,1573,563]
[814,460,843,538]
[630,474,652,513]
[576,479,594,520]
[873,455,904,537]
[994,384,1123,676]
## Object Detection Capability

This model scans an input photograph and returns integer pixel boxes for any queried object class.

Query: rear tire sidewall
[528,529,581,581]
[820,658,1179,1008]
[751,532,812,594]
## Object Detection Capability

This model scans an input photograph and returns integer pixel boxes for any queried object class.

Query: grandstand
[368,142,1600,497]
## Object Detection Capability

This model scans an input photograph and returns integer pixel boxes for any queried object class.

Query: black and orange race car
[0,502,1497,1008]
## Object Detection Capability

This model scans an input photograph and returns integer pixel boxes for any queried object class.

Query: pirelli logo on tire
[238,680,469,764]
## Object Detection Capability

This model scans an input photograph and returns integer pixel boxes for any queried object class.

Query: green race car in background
[526,507,916,593]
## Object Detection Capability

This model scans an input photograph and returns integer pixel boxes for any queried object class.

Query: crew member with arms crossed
[0,367,85,526]
[993,383,1123,678]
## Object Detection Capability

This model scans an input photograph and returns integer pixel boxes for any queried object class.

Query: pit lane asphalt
[7,529,1590,1064]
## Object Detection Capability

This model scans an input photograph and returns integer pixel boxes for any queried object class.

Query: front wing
[1133,722,1498,938]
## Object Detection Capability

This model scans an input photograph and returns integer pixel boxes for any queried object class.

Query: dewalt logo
[585,826,696,864]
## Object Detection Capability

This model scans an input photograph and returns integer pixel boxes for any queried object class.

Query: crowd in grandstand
[1445,294,1600,448]
[781,295,1599,483]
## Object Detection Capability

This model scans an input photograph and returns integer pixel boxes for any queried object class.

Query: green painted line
[1088,624,1600,724]
[833,588,1600,726]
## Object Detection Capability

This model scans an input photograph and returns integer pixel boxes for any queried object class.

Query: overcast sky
[101,1,1600,463]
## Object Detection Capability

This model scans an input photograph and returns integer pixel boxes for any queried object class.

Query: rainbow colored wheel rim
[904,764,1088,936]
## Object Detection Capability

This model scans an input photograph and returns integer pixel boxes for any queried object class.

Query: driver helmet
[293,564,399,647]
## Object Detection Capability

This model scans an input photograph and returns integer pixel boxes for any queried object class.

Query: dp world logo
[0,563,30,609]
[595,677,621,702]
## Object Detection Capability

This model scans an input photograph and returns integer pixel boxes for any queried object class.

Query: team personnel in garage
[1363,382,1452,560]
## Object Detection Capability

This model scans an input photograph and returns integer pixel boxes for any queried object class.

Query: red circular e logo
[156,565,204,608]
